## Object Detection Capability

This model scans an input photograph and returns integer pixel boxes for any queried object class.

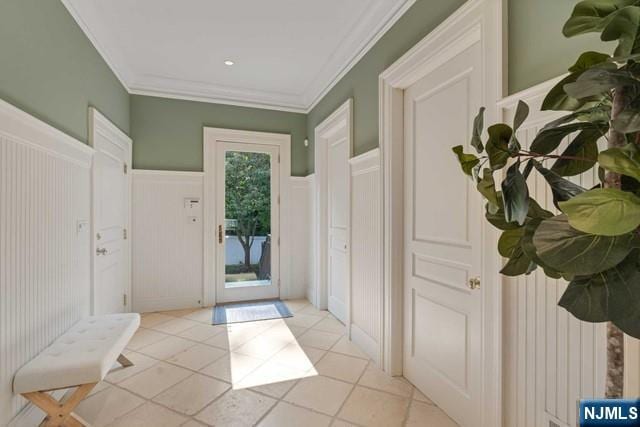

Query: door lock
[218,225,223,244]
[468,277,481,290]
[96,247,107,256]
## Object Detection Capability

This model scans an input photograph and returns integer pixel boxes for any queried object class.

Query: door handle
[96,247,107,256]
[218,225,223,244]
[468,277,481,290]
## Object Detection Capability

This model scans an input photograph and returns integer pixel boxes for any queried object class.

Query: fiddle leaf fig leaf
[498,228,524,258]
[502,162,529,225]
[477,169,499,206]
[471,107,485,153]
[533,161,586,208]
[564,65,637,99]
[559,275,610,322]
[612,108,640,133]
[530,122,599,155]
[614,310,640,339]
[601,6,640,57]
[532,214,639,275]
[559,188,640,235]
[563,0,640,37]
[599,143,640,181]
[550,129,601,176]
[500,244,537,277]
[485,124,512,170]
[452,145,480,176]
[521,218,563,279]
[513,100,530,130]
[569,51,613,73]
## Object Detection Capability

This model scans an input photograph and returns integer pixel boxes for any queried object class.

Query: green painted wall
[130,95,308,176]
[306,0,613,174]
[508,0,611,94]
[0,0,129,143]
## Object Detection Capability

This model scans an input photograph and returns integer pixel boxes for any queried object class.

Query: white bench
[13,313,140,427]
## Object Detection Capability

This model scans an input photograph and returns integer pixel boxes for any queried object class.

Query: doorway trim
[378,0,504,426]
[88,107,133,314]
[313,99,353,328]
[203,127,291,307]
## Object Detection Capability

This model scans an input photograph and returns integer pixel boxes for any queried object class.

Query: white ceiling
[62,0,413,112]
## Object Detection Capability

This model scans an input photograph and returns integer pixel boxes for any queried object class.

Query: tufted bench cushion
[13,313,140,394]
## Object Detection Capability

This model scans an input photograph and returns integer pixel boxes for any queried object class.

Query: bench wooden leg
[22,383,97,427]
[117,353,134,367]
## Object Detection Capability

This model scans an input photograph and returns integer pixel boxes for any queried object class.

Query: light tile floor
[74,299,458,427]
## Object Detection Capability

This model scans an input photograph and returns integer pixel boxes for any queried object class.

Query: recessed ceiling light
[224,60,234,66]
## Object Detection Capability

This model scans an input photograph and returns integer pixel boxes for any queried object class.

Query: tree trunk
[243,243,251,270]
[604,87,630,398]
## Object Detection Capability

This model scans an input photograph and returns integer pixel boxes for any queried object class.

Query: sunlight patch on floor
[225,319,318,390]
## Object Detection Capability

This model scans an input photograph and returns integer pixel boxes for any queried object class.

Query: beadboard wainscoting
[290,175,314,300]
[0,99,93,425]
[349,149,382,362]
[131,170,205,312]
[500,79,607,427]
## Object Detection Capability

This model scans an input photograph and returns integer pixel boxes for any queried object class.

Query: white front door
[215,141,280,303]
[327,132,349,324]
[91,109,131,315]
[402,40,483,426]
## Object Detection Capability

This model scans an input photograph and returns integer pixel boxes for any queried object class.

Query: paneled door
[215,141,280,303]
[90,109,132,315]
[402,40,483,426]
[327,131,349,324]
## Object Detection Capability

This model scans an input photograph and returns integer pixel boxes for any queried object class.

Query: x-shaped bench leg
[22,383,97,427]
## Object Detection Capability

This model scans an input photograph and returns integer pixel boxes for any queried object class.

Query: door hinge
[277,195,280,205]
[123,162,128,174]
[123,294,127,307]
[123,228,127,240]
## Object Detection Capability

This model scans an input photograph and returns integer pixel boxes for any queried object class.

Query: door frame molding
[378,0,504,425]
[203,127,291,307]
[88,107,133,314]
[313,99,353,328]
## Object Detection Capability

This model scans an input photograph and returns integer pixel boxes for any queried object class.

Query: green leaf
[612,108,640,132]
[601,6,640,57]
[530,122,598,155]
[477,168,499,206]
[532,214,639,275]
[559,275,610,322]
[550,129,600,176]
[498,228,524,257]
[564,65,637,99]
[521,218,563,279]
[533,161,586,208]
[542,73,588,111]
[501,162,529,225]
[507,101,529,152]
[614,310,640,339]
[559,188,640,235]
[470,107,485,153]
[500,244,536,277]
[563,0,640,37]
[452,145,480,176]
[570,51,613,73]
[485,124,512,170]
[599,143,640,181]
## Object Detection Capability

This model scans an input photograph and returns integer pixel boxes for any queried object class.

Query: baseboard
[351,323,379,364]
[133,296,203,313]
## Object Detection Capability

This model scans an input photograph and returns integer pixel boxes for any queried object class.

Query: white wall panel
[290,176,313,300]
[0,99,92,425]
[500,80,606,427]
[349,148,382,362]
[132,170,204,312]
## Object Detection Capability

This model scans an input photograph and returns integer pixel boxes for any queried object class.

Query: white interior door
[91,109,131,315]
[327,132,349,324]
[215,141,280,303]
[402,41,483,426]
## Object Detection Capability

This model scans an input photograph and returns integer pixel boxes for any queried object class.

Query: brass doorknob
[468,277,481,290]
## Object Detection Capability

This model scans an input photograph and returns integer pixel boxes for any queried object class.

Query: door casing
[313,99,353,328]
[379,1,505,426]
[89,107,132,315]
[203,128,291,307]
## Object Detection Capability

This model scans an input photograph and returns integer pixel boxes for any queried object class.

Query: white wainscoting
[290,176,314,300]
[0,99,93,425]
[499,79,607,427]
[349,148,382,363]
[131,170,204,312]
[305,175,317,305]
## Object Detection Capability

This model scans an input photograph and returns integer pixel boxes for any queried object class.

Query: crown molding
[61,0,414,113]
